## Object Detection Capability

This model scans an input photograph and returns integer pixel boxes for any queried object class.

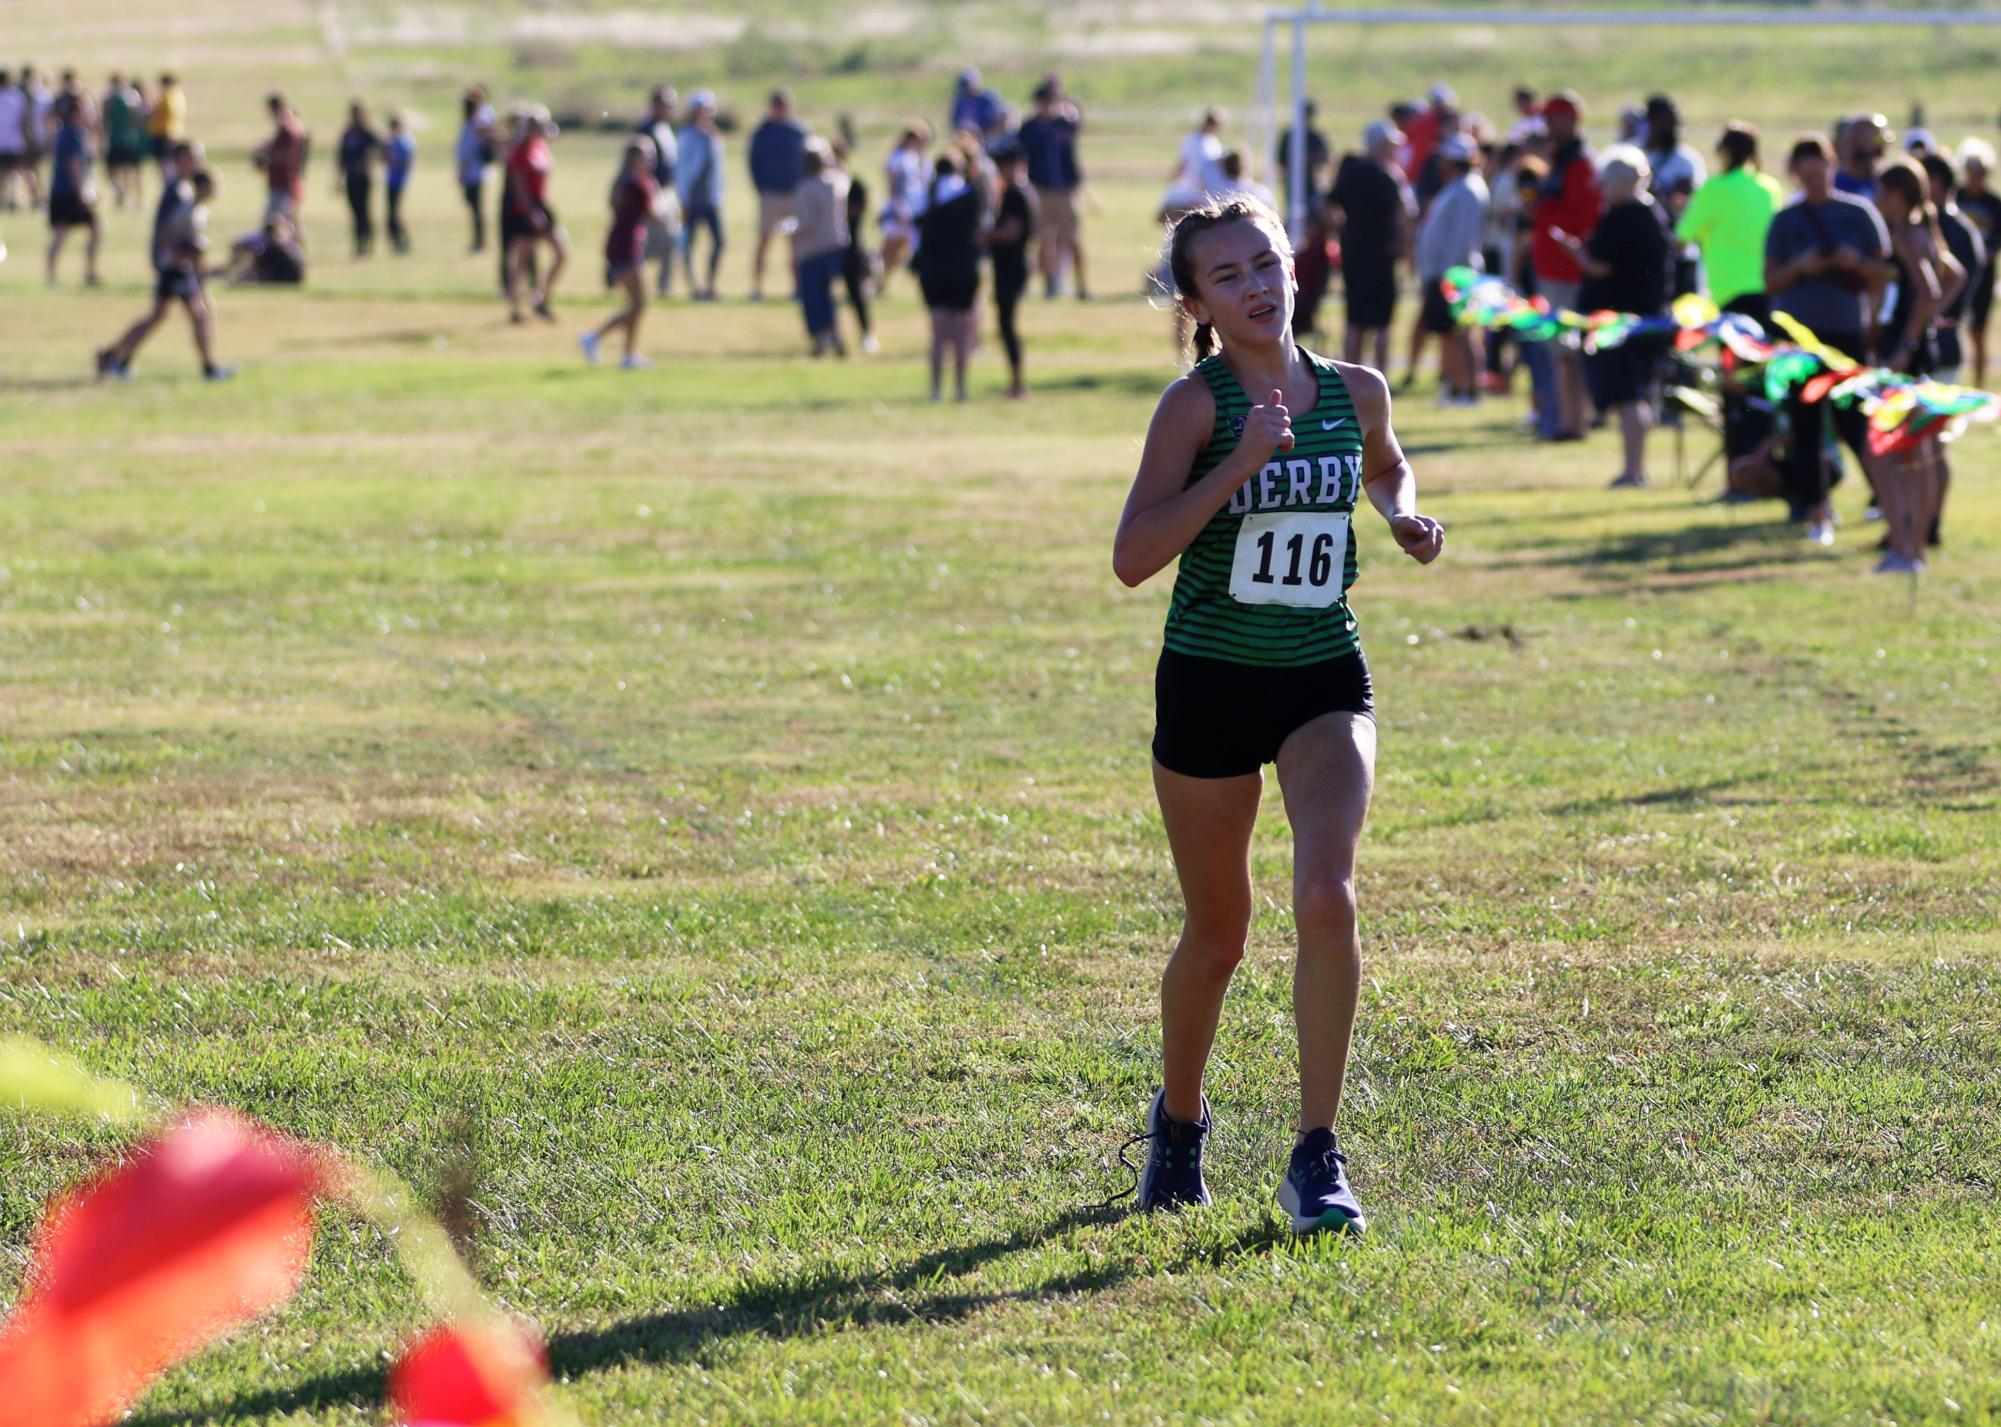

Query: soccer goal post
[1256,4,2001,239]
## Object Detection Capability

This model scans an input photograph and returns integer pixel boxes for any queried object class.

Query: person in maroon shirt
[504,107,569,323]
[253,93,309,224]
[581,138,662,369]
[1528,91,1601,440]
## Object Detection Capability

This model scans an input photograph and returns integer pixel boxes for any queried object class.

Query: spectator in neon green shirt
[1677,121,1783,321]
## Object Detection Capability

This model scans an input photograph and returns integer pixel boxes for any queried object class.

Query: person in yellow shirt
[1676,121,1783,323]
[147,72,186,173]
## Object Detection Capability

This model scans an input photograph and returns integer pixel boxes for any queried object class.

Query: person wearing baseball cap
[1327,115,1416,368]
[1527,89,1598,440]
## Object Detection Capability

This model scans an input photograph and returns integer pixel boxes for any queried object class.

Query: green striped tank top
[1163,348,1364,668]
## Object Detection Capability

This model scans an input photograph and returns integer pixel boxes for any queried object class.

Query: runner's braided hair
[1167,195,1292,362]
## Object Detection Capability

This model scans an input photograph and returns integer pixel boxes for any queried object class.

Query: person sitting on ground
[225,212,305,284]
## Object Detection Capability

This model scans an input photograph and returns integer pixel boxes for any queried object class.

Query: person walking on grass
[336,102,382,258]
[1763,133,1890,548]
[792,140,850,358]
[97,158,231,383]
[1565,146,1672,490]
[505,107,568,323]
[384,113,414,253]
[989,145,1035,398]
[748,88,808,302]
[913,148,985,401]
[1110,195,1444,1236]
[676,91,724,301]
[45,95,100,287]
[581,137,663,371]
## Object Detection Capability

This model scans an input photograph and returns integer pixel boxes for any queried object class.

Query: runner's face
[1190,219,1294,345]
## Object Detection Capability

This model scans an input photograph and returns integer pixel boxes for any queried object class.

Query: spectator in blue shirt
[1016,78,1086,300]
[676,90,725,300]
[950,68,1008,145]
[747,88,810,301]
[385,113,415,253]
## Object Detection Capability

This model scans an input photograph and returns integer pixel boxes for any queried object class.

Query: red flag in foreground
[390,1320,550,1427]
[0,1109,322,1427]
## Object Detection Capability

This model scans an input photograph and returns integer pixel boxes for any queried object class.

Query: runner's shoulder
[1154,369,1219,439]
[1324,358,1391,424]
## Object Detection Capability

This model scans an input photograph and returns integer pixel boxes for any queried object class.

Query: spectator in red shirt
[581,137,662,369]
[504,107,569,323]
[1528,90,1601,440]
[253,93,309,224]
[1401,84,1455,188]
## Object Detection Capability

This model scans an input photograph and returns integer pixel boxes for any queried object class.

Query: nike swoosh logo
[1321,418,1348,431]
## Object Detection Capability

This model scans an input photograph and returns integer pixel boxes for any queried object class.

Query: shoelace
[1301,1141,1348,1184]
[1088,1122,1201,1211]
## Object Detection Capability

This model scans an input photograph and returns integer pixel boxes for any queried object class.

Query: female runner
[1112,196,1445,1235]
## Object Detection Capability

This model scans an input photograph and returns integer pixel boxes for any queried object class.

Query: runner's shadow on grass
[124,1203,1286,1423]
[1492,518,1796,574]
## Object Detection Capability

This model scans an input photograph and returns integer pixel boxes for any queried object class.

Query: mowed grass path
[4,8,2001,1424]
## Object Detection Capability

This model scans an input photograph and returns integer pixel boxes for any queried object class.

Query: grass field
[4,3,2001,1424]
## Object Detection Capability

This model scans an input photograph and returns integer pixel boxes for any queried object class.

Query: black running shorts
[1152,647,1374,780]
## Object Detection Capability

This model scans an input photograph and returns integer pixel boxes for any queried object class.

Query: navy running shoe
[1136,1088,1211,1212]
[1278,1127,1366,1235]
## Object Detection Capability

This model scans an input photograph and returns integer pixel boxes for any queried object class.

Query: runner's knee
[1292,863,1357,939]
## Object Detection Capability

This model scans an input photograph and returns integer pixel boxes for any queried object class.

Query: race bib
[1228,511,1350,607]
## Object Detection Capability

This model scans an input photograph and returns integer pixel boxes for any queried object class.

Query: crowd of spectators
[1282,82,1996,566]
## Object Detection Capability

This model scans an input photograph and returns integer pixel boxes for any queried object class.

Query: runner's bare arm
[1343,363,1445,565]
[1113,378,1290,587]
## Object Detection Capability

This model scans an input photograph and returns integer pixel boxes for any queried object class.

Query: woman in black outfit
[1567,146,1671,489]
[834,140,878,354]
[989,146,1036,398]
[914,149,986,401]
[336,102,382,258]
